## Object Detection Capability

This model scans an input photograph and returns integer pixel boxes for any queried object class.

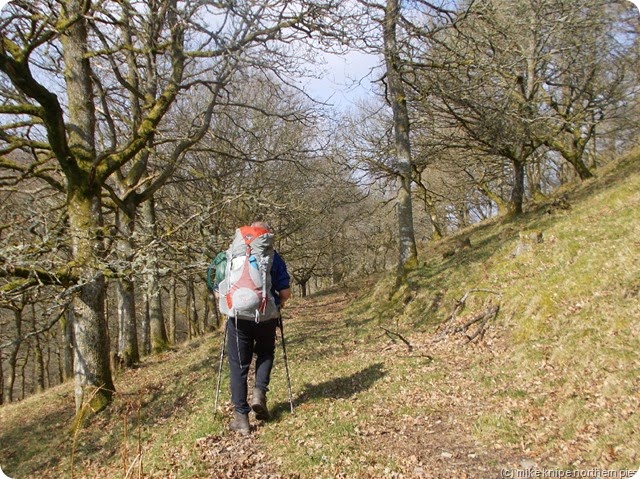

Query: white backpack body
[217,225,279,321]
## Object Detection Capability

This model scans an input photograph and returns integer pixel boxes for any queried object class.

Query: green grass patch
[2,153,639,476]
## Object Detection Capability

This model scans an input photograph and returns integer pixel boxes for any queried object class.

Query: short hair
[251,221,271,232]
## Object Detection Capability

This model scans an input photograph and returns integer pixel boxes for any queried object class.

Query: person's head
[251,221,271,232]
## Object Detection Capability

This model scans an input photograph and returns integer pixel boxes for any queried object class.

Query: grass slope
[0,152,638,478]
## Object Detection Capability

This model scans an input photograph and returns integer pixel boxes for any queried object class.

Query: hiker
[212,221,291,434]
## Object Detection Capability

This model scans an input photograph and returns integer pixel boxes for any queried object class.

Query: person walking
[214,221,291,435]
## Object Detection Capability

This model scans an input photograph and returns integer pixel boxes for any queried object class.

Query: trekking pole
[213,318,228,418]
[277,314,295,414]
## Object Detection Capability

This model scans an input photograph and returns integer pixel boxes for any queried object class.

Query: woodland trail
[191,285,527,479]
[3,155,638,479]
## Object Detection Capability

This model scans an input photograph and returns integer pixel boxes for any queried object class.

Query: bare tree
[409,0,637,218]
[0,0,342,412]
[536,0,636,178]
[381,0,419,284]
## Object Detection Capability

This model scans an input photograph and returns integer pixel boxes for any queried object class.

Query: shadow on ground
[269,362,385,420]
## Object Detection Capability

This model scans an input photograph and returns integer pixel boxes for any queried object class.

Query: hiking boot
[251,388,269,421]
[229,411,250,435]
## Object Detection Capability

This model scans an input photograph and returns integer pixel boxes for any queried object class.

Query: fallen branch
[433,289,502,343]
[455,304,500,343]
[380,327,413,352]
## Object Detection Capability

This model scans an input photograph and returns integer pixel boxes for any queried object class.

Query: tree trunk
[141,198,169,352]
[211,293,221,329]
[508,158,526,216]
[147,265,168,351]
[477,180,508,216]
[67,190,114,413]
[62,307,74,381]
[31,305,45,393]
[424,197,443,241]
[456,203,470,229]
[383,0,418,287]
[141,295,151,356]
[202,288,211,333]
[115,200,140,368]
[21,343,30,400]
[545,131,594,181]
[186,280,193,340]
[565,151,594,180]
[526,156,544,201]
[70,271,114,413]
[55,339,64,384]
[45,331,52,388]
[0,350,4,405]
[116,276,139,367]
[7,307,22,402]
[187,278,199,338]
[61,0,114,413]
[169,278,177,344]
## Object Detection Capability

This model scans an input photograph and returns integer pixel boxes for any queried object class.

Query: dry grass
[1,152,638,478]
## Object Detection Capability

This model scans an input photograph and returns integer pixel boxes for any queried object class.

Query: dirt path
[193,287,526,478]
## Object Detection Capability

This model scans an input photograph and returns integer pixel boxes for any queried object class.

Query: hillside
[1,152,639,478]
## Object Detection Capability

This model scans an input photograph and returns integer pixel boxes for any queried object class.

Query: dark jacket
[270,251,291,305]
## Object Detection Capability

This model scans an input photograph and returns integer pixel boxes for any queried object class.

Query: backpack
[217,225,279,321]
[206,252,227,292]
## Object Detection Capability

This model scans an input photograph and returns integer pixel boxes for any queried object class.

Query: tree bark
[142,295,151,356]
[31,305,45,393]
[0,349,4,405]
[66,179,114,413]
[186,278,199,338]
[202,288,211,333]
[508,158,526,216]
[383,0,418,286]
[58,0,114,413]
[147,268,168,351]
[169,278,177,344]
[116,275,139,367]
[115,200,140,368]
[20,343,30,400]
[70,267,114,413]
[141,199,169,352]
[526,157,544,201]
[563,149,594,180]
[62,307,75,381]
[7,307,22,402]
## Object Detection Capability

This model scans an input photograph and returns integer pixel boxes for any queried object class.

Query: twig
[124,454,142,479]
[380,327,413,352]
[122,413,128,476]
[398,353,435,361]
[137,402,143,479]
[0,312,64,350]
[70,386,104,479]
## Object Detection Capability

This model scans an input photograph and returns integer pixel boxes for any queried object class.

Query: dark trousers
[226,317,277,414]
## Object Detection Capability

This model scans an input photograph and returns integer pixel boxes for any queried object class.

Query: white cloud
[304,49,380,110]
